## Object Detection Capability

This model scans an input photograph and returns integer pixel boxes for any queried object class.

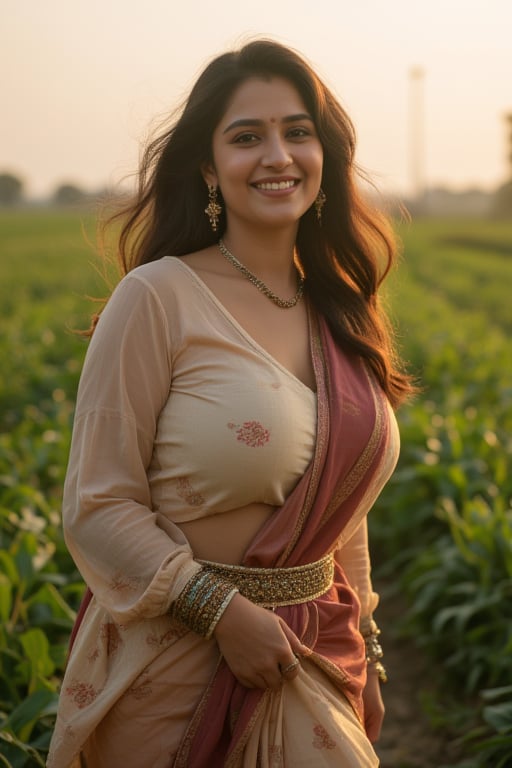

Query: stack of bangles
[170,569,239,639]
[360,616,388,683]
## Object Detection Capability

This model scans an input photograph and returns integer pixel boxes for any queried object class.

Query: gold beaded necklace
[218,239,305,309]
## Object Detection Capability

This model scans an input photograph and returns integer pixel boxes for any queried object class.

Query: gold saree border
[173,655,223,767]
[173,657,271,768]
[281,311,329,562]
[322,366,387,533]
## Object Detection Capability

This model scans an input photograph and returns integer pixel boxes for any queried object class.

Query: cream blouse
[63,257,391,625]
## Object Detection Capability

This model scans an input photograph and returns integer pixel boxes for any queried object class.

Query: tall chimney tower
[408,67,425,203]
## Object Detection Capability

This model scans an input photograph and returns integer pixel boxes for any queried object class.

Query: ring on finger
[281,656,300,675]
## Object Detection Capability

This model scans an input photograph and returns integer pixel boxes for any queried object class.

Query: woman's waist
[175,501,276,564]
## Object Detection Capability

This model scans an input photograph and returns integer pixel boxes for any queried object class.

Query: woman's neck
[220,222,299,283]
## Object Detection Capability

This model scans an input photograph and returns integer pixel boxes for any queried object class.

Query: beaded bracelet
[360,616,387,683]
[171,569,239,639]
[368,660,388,684]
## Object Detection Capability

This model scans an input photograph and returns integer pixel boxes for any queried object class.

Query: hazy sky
[2,0,511,199]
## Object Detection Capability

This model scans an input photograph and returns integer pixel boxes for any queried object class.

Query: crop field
[0,209,511,766]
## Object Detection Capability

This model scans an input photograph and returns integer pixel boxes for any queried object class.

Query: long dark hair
[104,39,414,406]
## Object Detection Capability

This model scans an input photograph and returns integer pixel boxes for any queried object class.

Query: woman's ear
[201,161,218,188]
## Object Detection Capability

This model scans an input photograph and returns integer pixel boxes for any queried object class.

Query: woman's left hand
[362,668,385,742]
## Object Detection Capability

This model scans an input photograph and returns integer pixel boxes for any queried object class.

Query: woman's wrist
[170,568,239,639]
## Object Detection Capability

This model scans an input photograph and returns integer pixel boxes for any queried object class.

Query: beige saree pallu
[48,315,397,767]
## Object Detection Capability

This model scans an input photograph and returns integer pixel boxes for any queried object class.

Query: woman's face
[204,76,323,233]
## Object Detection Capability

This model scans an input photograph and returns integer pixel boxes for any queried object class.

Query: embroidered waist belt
[197,552,334,608]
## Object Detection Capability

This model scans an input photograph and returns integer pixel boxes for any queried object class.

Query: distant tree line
[0,172,100,208]
[0,173,24,206]
[1,170,511,218]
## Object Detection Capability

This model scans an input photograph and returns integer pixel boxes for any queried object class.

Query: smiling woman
[47,39,414,768]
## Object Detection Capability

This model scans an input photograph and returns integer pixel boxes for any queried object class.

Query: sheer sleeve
[335,517,379,622]
[63,272,201,625]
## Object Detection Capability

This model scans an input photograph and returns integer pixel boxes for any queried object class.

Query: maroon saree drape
[173,314,390,767]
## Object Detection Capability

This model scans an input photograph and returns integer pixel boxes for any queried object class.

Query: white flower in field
[48,510,61,526]
[19,506,46,533]
[42,430,60,444]
[34,541,56,570]
[426,437,442,453]
[52,388,66,403]
[423,452,439,466]
[483,430,498,447]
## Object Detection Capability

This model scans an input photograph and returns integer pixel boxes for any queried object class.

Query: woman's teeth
[256,180,296,190]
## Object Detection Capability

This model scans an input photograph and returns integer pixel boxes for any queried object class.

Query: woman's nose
[262,136,292,169]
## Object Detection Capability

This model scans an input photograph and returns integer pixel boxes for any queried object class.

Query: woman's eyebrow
[223,113,314,134]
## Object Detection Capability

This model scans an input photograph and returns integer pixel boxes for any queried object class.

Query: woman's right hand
[213,592,311,689]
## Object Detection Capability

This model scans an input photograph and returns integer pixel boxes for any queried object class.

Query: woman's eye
[287,127,310,139]
[233,133,258,144]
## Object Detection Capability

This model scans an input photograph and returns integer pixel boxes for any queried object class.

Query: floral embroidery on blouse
[86,647,100,663]
[146,625,188,647]
[109,572,142,593]
[312,723,336,750]
[100,621,123,656]
[227,420,270,447]
[176,476,205,506]
[65,680,100,709]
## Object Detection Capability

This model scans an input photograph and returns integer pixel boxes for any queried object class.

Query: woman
[48,39,411,767]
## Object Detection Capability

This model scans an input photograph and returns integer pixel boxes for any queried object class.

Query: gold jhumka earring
[205,185,222,232]
[314,188,327,223]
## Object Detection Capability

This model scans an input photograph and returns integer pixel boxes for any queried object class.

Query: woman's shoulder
[126,256,189,287]
[118,256,201,304]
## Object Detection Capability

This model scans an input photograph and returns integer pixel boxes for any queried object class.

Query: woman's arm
[63,273,202,624]
[335,518,385,741]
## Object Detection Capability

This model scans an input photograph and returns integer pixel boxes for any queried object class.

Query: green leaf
[19,628,55,691]
[1,688,56,736]
[0,551,19,585]
[481,686,512,702]
[0,573,12,623]
[13,533,38,583]
[27,582,76,623]
[482,702,512,734]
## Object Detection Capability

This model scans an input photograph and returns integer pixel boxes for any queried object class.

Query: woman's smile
[251,177,300,193]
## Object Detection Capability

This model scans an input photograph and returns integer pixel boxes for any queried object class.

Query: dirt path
[373,583,462,768]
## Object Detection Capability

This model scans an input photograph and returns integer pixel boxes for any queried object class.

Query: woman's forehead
[219,76,309,126]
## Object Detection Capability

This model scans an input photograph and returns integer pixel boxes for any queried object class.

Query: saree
[47,311,397,768]
[172,314,394,767]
